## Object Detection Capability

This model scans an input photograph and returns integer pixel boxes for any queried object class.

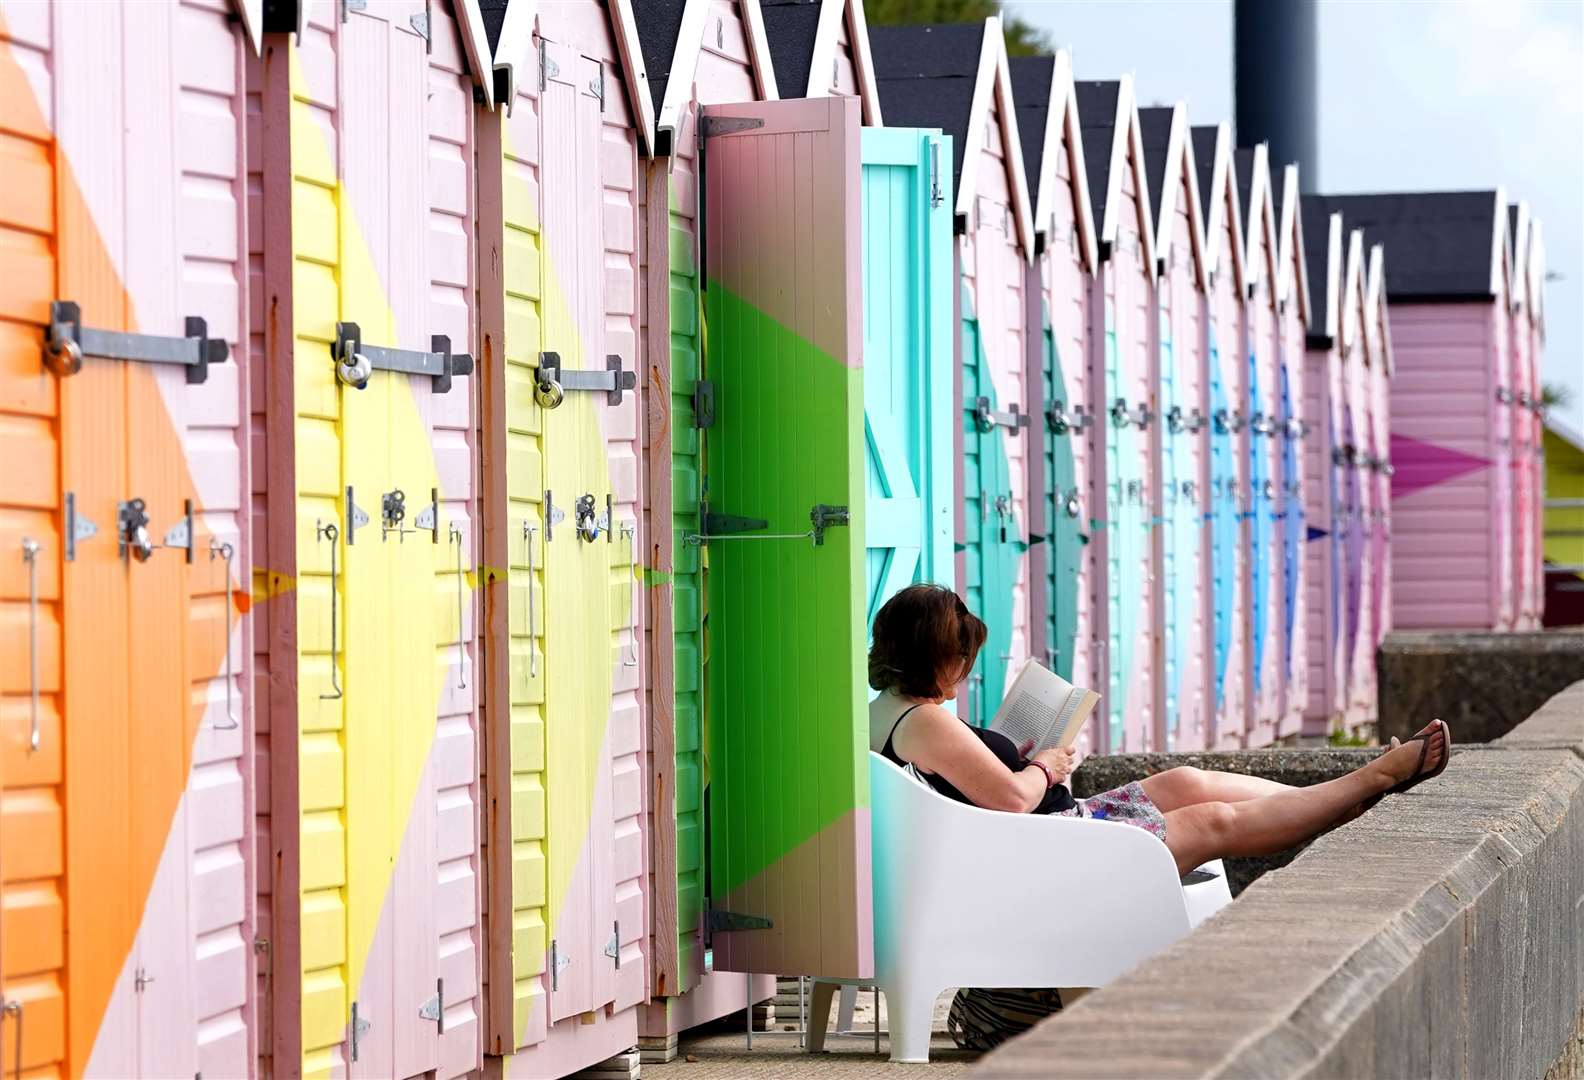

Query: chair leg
[881,982,935,1064]
[835,985,858,1033]
[805,980,839,1054]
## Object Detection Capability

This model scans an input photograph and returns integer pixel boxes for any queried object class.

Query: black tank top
[880,703,1076,815]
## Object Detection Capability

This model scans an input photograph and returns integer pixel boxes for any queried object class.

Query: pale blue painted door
[862,129,956,631]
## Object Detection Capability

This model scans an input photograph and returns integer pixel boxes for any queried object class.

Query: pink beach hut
[1273,164,1313,738]
[1321,192,1517,632]
[1075,77,1160,754]
[1297,203,1354,736]
[1233,145,1284,747]
[1521,217,1548,623]
[1190,123,1252,748]
[479,1,664,1075]
[0,4,260,1077]
[873,19,1039,724]
[1009,51,1105,752]
[1138,102,1213,751]
[626,0,786,1054]
[762,0,882,119]
[1508,202,1541,629]
[1362,244,1394,720]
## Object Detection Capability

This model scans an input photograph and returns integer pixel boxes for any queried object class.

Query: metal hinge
[534,352,636,407]
[64,491,99,561]
[409,1,431,50]
[413,487,440,542]
[930,140,943,207]
[973,398,1030,433]
[539,37,558,89]
[349,1001,370,1062]
[44,300,227,383]
[340,0,366,21]
[700,507,768,537]
[345,485,370,544]
[693,379,715,428]
[705,909,773,934]
[699,115,765,139]
[418,978,445,1033]
[543,490,568,542]
[331,323,473,394]
[590,63,605,110]
[605,921,621,968]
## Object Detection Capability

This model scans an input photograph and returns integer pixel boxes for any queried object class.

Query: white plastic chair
[806,752,1233,1063]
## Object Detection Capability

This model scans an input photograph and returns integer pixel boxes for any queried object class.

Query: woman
[870,584,1450,875]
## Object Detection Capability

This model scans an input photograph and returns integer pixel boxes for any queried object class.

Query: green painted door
[700,97,872,979]
[861,128,955,628]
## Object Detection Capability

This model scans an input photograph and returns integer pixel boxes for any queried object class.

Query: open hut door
[861,127,957,626]
[699,96,873,979]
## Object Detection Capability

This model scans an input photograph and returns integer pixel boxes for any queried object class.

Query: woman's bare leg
[1161,724,1449,875]
[1140,766,1293,813]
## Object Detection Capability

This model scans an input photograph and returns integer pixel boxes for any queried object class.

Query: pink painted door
[1248,263,1282,746]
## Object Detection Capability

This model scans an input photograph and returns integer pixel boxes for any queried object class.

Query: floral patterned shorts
[1058,780,1167,840]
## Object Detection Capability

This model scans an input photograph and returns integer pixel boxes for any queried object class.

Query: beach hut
[1361,244,1393,723]
[873,19,1038,723]
[1508,202,1542,630]
[1336,230,1373,733]
[1233,145,1284,747]
[1138,103,1211,751]
[1297,203,1353,736]
[251,3,495,1075]
[1524,218,1549,623]
[1318,192,1516,632]
[1272,164,1312,738]
[762,0,882,121]
[626,0,787,1055]
[1542,416,1584,626]
[1075,77,1159,754]
[1009,51,1105,751]
[1190,123,1251,748]
[473,2,662,1075]
[0,5,258,1077]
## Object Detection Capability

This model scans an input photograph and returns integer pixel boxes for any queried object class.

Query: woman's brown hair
[868,583,988,699]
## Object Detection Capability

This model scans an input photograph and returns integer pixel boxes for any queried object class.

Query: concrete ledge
[975,682,1584,1079]
[1378,629,1584,744]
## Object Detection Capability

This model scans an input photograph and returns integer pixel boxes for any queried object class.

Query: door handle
[449,523,467,690]
[317,522,343,700]
[621,522,639,667]
[20,538,41,752]
[523,522,539,679]
[209,539,239,729]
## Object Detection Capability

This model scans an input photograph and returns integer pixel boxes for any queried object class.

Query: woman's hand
[1032,746,1078,784]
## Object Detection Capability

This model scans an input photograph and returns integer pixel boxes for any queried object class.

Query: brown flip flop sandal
[1363,720,1452,811]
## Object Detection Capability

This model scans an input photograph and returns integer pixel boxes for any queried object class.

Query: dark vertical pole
[1234,0,1317,188]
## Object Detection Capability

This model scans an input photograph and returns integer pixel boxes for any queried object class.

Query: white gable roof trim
[956,17,1035,259]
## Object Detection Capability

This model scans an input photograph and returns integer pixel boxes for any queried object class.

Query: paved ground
[644,991,981,1078]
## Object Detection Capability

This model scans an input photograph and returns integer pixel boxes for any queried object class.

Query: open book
[989,660,1101,754]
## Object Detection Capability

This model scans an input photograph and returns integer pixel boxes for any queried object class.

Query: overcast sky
[1006,0,1583,434]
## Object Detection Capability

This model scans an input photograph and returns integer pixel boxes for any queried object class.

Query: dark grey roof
[1138,106,1175,232]
[762,0,822,100]
[1300,194,1336,339]
[633,0,688,129]
[1074,81,1120,237]
[1190,125,1219,227]
[479,0,506,55]
[1233,146,1257,229]
[871,23,986,202]
[1008,55,1054,211]
[1310,192,1500,300]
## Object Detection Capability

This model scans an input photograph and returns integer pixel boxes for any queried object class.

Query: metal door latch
[1046,401,1090,435]
[134,966,156,993]
[1249,412,1277,437]
[810,504,850,546]
[382,489,413,541]
[1181,480,1198,504]
[974,398,1030,433]
[536,352,637,407]
[119,499,154,562]
[1063,489,1081,518]
[1166,405,1185,434]
[1112,398,1153,429]
[331,323,473,393]
[574,493,610,542]
[44,300,227,382]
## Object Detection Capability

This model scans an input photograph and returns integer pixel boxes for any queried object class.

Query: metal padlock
[336,349,372,388]
[534,376,564,409]
[119,498,154,562]
[574,494,602,542]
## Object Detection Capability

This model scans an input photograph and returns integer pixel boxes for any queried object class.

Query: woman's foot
[1359,720,1452,813]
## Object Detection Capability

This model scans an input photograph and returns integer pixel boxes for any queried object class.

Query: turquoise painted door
[1041,307,1081,683]
[1248,347,1270,704]
[862,128,955,627]
[700,96,871,978]
[961,292,1024,727]
[1209,327,1236,722]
